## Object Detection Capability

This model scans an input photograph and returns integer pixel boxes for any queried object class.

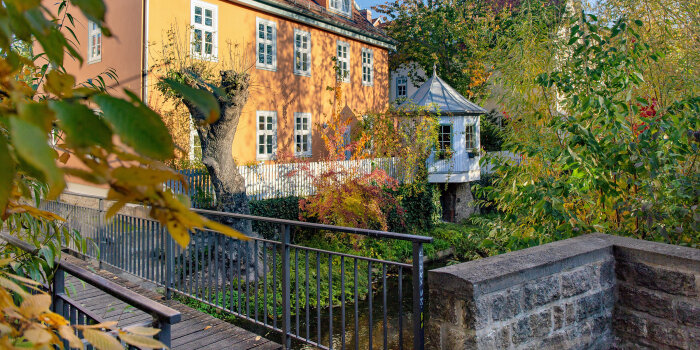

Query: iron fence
[44,193,432,350]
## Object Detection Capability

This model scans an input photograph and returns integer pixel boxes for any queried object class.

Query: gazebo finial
[432,63,437,77]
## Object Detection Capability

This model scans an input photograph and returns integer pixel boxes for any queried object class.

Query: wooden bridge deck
[63,255,281,350]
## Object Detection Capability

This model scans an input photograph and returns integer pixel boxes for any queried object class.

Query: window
[336,41,350,83]
[294,113,312,157]
[361,48,373,86]
[294,29,311,76]
[191,0,217,59]
[189,120,202,161]
[256,111,277,160]
[396,76,407,98]
[329,0,351,16]
[87,20,102,63]
[256,18,277,71]
[437,124,452,159]
[465,123,477,151]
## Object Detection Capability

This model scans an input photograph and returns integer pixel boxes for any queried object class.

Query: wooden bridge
[63,254,281,350]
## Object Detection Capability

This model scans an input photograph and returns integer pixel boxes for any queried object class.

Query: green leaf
[162,78,221,124]
[92,93,174,160]
[0,137,16,213]
[49,101,113,149]
[35,27,67,66]
[71,0,107,23]
[10,118,64,198]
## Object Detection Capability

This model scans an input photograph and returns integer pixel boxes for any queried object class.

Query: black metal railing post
[281,224,292,349]
[156,317,173,349]
[165,235,174,300]
[412,242,425,350]
[97,198,104,269]
[52,266,65,314]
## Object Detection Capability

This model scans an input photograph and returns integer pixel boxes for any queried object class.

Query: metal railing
[0,233,181,349]
[44,192,432,349]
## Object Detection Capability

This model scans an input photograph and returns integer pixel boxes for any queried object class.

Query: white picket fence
[168,158,404,204]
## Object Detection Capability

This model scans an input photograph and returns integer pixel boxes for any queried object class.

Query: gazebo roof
[399,69,487,116]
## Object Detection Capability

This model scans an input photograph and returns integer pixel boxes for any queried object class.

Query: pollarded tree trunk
[181,70,260,279]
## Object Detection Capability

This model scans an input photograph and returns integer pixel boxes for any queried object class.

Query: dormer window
[329,0,351,16]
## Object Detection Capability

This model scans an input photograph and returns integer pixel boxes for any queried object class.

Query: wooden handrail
[0,233,181,324]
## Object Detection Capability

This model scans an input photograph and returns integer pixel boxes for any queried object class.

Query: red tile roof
[265,0,393,44]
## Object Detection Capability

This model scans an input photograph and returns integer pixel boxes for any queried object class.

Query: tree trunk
[181,70,260,279]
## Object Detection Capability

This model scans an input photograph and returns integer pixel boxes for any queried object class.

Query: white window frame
[396,76,407,98]
[329,0,351,17]
[361,48,373,86]
[294,112,312,157]
[437,123,452,159]
[191,0,218,60]
[336,40,350,83]
[87,20,102,64]
[256,111,277,160]
[256,17,277,71]
[465,122,477,151]
[293,29,311,77]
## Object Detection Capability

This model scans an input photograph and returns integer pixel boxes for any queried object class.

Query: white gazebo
[399,69,487,221]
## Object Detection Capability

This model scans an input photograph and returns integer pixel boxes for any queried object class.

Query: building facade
[52,0,392,167]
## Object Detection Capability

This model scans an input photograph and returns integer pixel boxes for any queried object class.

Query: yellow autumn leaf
[204,220,249,241]
[105,200,128,220]
[6,204,65,222]
[82,329,123,350]
[0,323,12,336]
[6,273,42,286]
[0,277,28,298]
[119,332,168,349]
[58,325,84,350]
[112,167,181,187]
[166,219,190,248]
[24,324,52,344]
[76,321,118,330]
[122,326,160,337]
[40,312,69,327]
[20,294,51,318]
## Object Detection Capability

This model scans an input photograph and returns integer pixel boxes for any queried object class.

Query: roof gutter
[226,0,396,50]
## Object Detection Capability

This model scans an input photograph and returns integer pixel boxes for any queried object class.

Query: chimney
[360,9,372,22]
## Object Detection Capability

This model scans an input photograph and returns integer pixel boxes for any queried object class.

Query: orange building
[54,0,393,166]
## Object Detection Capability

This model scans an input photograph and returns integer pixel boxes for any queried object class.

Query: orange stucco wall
[41,0,144,98]
[39,0,144,189]
[147,0,389,163]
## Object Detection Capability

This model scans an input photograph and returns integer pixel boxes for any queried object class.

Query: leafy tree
[154,24,254,235]
[478,14,699,252]
[592,0,700,108]
[0,1,245,347]
[375,0,500,100]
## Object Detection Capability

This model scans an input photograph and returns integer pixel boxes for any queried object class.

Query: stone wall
[427,234,700,350]
[608,235,700,349]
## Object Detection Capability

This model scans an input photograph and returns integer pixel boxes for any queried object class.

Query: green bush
[249,197,301,239]
[388,183,441,233]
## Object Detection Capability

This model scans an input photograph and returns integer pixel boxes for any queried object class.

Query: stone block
[676,300,700,327]
[538,332,567,350]
[617,284,674,319]
[561,266,594,298]
[511,317,532,346]
[490,288,521,322]
[565,302,576,325]
[530,309,552,338]
[624,260,697,297]
[523,275,560,310]
[599,258,615,288]
[576,292,602,321]
[688,328,700,350]
[553,305,565,330]
[467,298,491,330]
[613,308,647,337]
[494,326,510,349]
[648,319,688,348]
[430,289,467,326]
